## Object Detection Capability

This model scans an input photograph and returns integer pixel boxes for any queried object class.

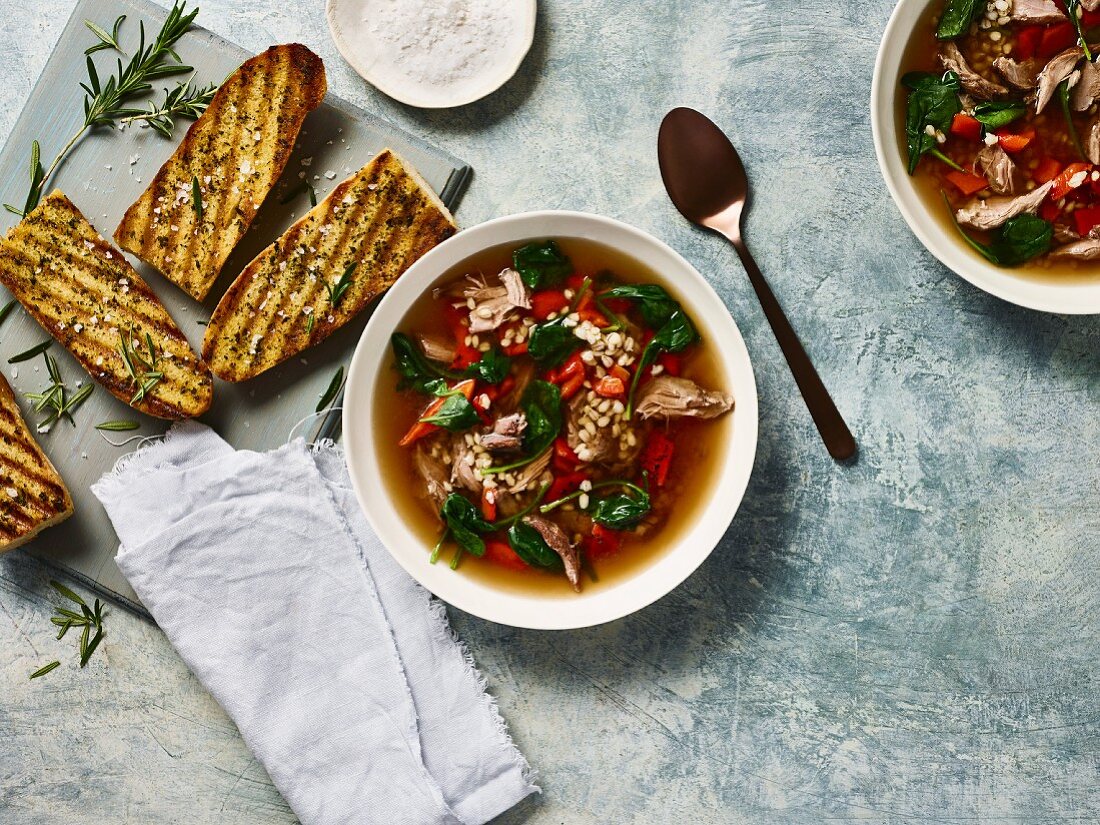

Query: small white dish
[343,211,759,630]
[326,0,537,109]
[871,0,1100,314]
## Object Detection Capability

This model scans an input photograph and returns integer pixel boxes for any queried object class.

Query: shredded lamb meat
[1073,59,1100,111]
[1049,238,1100,259]
[974,144,1019,195]
[955,180,1054,230]
[1009,0,1066,23]
[417,333,456,364]
[939,42,1008,99]
[414,443,450,510]
[480,413,527,453]
[993,56,1042,90]
[465,268,532,333]
[1035,47,1083,113]
[634,376,734,421]
[523,515,581,592]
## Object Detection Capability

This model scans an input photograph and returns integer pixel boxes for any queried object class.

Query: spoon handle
[728,235,857,461]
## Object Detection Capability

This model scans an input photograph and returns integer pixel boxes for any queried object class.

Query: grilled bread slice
[0,374,72,552]
[0,191,213,419]
[114,43,327,301]
[202,149,456,381]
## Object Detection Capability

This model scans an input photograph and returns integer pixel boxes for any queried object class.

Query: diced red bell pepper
[640,430,675,487]
[1039,22,1077,60]
[585,524,623,559]
[576,307,610,327]
[950,113,983,142]
[565,273,587,291]
[1083,8,1100,26]
[945,170,989,196]
[482,539,529,571]
[560,373,585,401]
[601,297,633,315]
[1039,198,1062,223]
[1033,157,1064,184]
[658,353,682,376]
[441,303,480,370]
[556,352,585,383]
[1050,162,1092,200]
[594,375,625,398]
[552,437,580,473]
[1073,205,1100,236]
[399,379,476,447]
[481,487,498,522]
[531,290,569,321]
[503,341,528,356]
[547,471,587,502]
[1015,25,1044,61]
[997,128,1036,154]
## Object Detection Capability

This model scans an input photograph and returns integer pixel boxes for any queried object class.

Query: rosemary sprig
[25,353,94,428]
[118,325,163,405]
[84,14,126,55]
[31,580,108,678]
[280,180,317,206]
[316,367,344,412]
[9,339,51,363]
[192,174,203,221]
[7,2,199,216]
[325,263,357,308]
[117,79,215,138]
[96,419,139,431]
[305,312,315,335]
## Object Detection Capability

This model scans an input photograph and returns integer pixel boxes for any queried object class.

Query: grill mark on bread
[0,373,72,552]
[0,191,213,419]
[203,150,457,380]
[114,44,326,300]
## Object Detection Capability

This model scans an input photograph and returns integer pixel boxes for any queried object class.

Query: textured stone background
[2,0,1099,823]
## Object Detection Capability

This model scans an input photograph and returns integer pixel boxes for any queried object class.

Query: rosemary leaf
[316,367,344,412]
[192,174,203,221]
[305,312,315,335]
[49,579,86,606]
[79,622,91,660]
[56,619,73,640]
[8,340,51,363]
[29,661,61,679]
[80,627,104,668]
[325,262,357,308]
[96,419,139,431]
[0,298,20,329]
[84,15,126,55]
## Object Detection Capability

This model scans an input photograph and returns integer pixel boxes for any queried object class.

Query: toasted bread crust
[202,149,457,381]
[0,191,213,419]
[114,44,327,300]
[0,373,72,552]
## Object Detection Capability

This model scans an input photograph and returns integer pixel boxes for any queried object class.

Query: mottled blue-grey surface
[2,1,1099,823]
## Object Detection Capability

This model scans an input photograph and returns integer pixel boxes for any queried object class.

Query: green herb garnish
[84,14,126,55]
[1067,0,1093,61]
[1059,79,1087,161]
[8,339,51,363]
[5,2,201,216]
[191,174,203,221]
[30,580,107,678]
[95,419,139,431]
[325,262,356,307]
[316,366,344,412]
[25,353,94,428]
[305,313,315,335]
[118,325,163,405]
[0,298,19,329]
[118,80,216,138]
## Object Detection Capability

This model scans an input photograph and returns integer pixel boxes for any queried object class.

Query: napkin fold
[91,422,536,825]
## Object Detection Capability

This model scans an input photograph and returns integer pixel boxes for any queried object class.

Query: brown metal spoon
[658,107,857,462]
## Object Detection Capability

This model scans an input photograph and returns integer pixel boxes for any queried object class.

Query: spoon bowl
[658,107,857,461]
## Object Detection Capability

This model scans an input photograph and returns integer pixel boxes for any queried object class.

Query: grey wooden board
[0,0,469,613]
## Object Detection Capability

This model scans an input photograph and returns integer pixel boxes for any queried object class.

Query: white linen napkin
[91,421,536,825]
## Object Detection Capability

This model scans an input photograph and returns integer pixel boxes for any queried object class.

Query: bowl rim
[870,0,1100,315]
[343,210,759,629]
[324,0,537,109]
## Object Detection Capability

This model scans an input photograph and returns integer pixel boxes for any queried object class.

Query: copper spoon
[658,107,857,462]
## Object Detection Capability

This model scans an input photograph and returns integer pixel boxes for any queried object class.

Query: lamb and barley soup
[375,239,734,595]
[901,0,1100,270]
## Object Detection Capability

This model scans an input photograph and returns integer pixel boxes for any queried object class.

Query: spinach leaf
[590,486,652,530]
[391,332,458,393]
[626,309,700,417]
[601,284,680,329]
[972,101,1026,131]
[513,240,572,289]
[935,0,982,40]
[440,494,492,557]
[464,347,511,384]
[948,202,1052,267]
[522,380,563,457]
[527,317,580,367]
[507,522,563,569]
[392,332,510,392]
[902,71,962,174]
[420,391,480,431]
